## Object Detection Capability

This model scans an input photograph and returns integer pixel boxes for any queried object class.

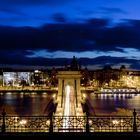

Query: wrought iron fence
[0,109,139,133]
[4,116,50,132]
[88,116,133,132]
[53,116,86,132]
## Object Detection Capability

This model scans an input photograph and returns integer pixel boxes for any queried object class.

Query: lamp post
[133,109,137,133]
[1,108,6,133]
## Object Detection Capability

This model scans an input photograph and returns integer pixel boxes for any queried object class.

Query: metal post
[1,108,6,133]
[86,112,90,133]
[49,113,53,133]
[133,109,137,133]
[85,102,90,133]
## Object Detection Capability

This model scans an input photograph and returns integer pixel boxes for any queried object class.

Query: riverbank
[0,86,58,92]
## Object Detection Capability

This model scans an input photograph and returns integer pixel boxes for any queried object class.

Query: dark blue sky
[0,0,140,70]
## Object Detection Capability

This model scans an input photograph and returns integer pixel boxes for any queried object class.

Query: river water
[0,92,140,116]
[88,93,140,115]
[0,92,53,116]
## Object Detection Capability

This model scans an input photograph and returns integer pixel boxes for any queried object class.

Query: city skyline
[0,0,140,70]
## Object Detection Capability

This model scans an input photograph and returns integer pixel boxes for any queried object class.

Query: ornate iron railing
[88,116,133,132]
[3,116,50,132]
[0,109,139,133]
[136,116,140,131]
[53,116,86,132]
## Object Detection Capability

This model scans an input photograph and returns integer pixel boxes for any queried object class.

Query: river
[0,92,140,116]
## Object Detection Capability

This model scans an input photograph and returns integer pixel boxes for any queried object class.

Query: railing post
[1,108,6,133]
[133,108,137,133]
[49,113,53,133]
[86,112,90,133]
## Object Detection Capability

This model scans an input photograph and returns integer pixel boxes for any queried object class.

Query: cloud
[0,19,140,69]
[92,56,137,65]
[0,49,137,68]
[51,13,67,23]
[0,7,25,16]
[0,0,70,6]
[1,19,140,53]
[87,18,110,27]
[99,7,127,15]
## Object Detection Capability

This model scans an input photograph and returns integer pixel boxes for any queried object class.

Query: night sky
[0,0,140,70]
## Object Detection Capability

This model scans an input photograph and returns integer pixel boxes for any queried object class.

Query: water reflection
[0,92,140,116]
[0,92,52,116]
[95,93,136,100]
[89,93,140,115]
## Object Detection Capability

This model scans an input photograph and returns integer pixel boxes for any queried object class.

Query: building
[0,58,140,90]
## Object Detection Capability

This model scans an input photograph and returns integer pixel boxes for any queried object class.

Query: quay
[0,86,58,92]
[0,86,139,95]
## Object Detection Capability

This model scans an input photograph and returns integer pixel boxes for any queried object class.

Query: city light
[19,119,27,126]
[52,94,56,99]
[82,93,87,99]
[34,70,39,73]
[112,120,119,125]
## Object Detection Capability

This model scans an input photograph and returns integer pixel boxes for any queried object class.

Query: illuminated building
[3,72,31,86]
[0,58,140,90]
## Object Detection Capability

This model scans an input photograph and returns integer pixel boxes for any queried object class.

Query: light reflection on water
[89,93,140,115]
[0,92,140,116]
[0,92,51,116]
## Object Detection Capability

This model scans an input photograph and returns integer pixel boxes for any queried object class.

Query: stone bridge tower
[55,71,83,116]
[55,56,84,116]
